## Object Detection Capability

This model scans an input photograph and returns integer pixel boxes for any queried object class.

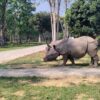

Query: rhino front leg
[68,55,75,65]
[62,55,68,66]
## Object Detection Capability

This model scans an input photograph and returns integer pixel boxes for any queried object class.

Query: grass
[0,50,99,69]
[0,42,44,51]
[0,51,60,68]
[0,77,100,100]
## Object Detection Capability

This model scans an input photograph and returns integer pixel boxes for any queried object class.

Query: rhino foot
[89,63,93,67]
[93,63,98,67]
[90,63,98,67]
[63,63,67,66]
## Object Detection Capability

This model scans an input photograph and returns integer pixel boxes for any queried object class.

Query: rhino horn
[47,43,51,48]
[45,38,51,48]
[41,33,51,48]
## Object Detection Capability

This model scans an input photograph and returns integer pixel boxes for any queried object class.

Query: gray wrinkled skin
[44,40,61,61]
[44,36,99,67]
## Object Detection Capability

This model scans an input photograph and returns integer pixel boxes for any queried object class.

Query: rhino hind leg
[89,57,94,66]
[92,55,99,67]
[89,55,99,67]
[88,48,99,67]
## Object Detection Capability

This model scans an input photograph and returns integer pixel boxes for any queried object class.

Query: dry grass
[0,97,5,100]
[28,76,100,87]
[12,90,25,96]
[75,94,94,100]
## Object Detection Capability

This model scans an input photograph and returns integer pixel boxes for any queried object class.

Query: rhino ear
[53,45,58,52]
[53,45,56,50]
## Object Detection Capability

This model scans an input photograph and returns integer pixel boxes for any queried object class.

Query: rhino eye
[47,47,51,51]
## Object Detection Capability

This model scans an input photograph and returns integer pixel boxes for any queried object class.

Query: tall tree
[63,0,69,38]
[48,0,61,41]
[6,0,35,43]
[32,12,51,42]
[65,0,100,36]
[0,0,8,46]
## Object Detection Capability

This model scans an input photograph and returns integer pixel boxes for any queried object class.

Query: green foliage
[31,12,51,35]
[65,0,100,36]
[0,0,51,44]
[6,0,35,41]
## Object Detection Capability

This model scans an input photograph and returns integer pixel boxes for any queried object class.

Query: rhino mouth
[44,54,58,62]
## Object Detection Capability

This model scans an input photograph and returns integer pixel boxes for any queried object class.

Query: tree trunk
[52,12,56,41]
[56,0,61,40]
[0,0,8,46]
[48,0,61,42]
[64,0,69,38]
[38,34,41,43]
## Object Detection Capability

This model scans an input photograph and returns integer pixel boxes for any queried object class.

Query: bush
[97,36,100,46]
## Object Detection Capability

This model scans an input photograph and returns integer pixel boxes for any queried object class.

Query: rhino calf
[43,36,99,67]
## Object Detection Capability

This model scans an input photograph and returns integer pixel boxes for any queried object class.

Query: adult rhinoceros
[43,36,99,67]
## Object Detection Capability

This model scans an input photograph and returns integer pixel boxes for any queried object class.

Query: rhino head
[43,42,60,62]
[43,45,59,62]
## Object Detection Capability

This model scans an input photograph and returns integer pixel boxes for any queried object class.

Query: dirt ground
[0,67,100,87]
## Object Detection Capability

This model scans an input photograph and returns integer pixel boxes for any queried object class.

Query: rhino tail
[85,38,89,54]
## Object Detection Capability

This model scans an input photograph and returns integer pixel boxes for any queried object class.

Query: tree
[6,0,35,43]
[48,0,61,41]
[0,0,8,46]
[63,0,69,38]
[65,0,100,37]
[31,12,51,42]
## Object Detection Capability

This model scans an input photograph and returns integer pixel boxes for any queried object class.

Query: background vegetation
[65,0,100,37]
[0,0,100,46]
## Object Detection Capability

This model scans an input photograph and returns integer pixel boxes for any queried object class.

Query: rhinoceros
[43,36,99,67]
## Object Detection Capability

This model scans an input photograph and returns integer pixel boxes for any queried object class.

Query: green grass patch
[1,50,99,69]
[0,77,100,100]
[2,51,60,69]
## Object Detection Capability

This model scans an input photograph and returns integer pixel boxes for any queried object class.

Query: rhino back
[55,36,88,58]
[53,36,98,58]
[69,36,98,58]
[68,37,88,58]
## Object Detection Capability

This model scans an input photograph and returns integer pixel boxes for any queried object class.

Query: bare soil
[0,67,100,87]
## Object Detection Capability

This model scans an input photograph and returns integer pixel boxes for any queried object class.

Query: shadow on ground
[53,63,100,68]
[0,62,100,69]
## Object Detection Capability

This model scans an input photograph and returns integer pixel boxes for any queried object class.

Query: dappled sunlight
[0,77,100,99]
[0,97,5,100]
[75,94,94,100]
[16,76,100,87]
[12,90,25,97]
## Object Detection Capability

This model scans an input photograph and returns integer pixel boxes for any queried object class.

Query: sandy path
[0,67,100,78]
[0,45,46,64]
